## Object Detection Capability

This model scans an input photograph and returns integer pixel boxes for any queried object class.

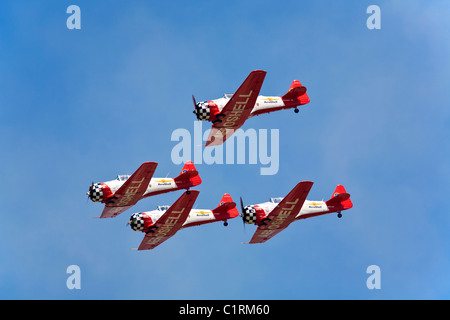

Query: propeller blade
[240,197,246,231]
[192,95,198,114]
[87,182,94,200]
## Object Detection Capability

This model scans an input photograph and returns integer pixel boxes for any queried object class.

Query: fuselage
[259,198,332,220]
[89,175,187,203]
[145,207,224,228]
[242,197,337,225]
[129,205,237,233]
[105,176,179,198]
[200,94,293,120]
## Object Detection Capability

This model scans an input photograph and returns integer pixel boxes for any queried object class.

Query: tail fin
[282,80,310,105]
[174,161,202,187]
[212,193,239,218]
[326,185,353,210]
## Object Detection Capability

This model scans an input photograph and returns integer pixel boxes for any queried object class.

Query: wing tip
[252,69,267,74]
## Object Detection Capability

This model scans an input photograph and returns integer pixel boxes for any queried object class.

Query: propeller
[240,197,246,231]
[87,182,94,201]
[192,94,197,114]
[127,214,136,229]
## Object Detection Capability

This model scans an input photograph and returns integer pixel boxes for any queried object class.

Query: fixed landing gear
[223,221,228,227]
[294,108,299,113]
[106,195,118,204]
[146,226,159,234]
[337,212,342,218]
[259,217,272,226]
[212,113,226,124]
[186,188,191,194]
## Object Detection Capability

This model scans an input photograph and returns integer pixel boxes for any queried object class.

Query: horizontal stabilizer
[213,202,237,214]
[282,80,310,105]
[174,161,202,186]
[326,185,352,209]
[212,193,239,218]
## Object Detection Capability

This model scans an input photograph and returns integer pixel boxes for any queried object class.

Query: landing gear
[186,188,191,195]
[259,218,272,226]
[294,108,299,113]
[337,212,342,218]
[106,196,118,204]
[146,226,159,234]
[223,221,228,227]
[213,113,226,124]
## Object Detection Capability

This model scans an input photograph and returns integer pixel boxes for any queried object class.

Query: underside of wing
[249,181,314,244]
[100,205,133,219]
[204,127,237,147]
[205,70,266,146]
[100,162,158,218]
[138,190,199,250]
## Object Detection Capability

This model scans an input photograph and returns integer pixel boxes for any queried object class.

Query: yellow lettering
[234,101,248,108]
[282,198,299,211]
[229,109,243,116]
[131,177,145,185]
[227,116,240,122]
[125,187,139,195]
[239,90,253,98]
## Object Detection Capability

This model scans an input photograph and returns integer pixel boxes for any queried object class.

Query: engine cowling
[241,205,267,225]
[194,101,211,121]
[129,213,153,232]
[87,183,112,203]
[194,101,220,121]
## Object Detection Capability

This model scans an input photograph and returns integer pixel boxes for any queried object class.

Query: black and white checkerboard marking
[129,213,145,231]
[195,103,210,121]
[90,183,104,202]
[243,205,257,224]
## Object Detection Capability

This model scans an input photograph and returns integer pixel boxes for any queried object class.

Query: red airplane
[129,191,239,250]
[240,181,353,244]
[87,161,201,218]
[192,70,310,146]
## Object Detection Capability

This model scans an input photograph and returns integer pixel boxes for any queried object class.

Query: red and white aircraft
[128,191,239,250]
[87,161,201,219]
[240,181,353,244]
[192,70,310,146]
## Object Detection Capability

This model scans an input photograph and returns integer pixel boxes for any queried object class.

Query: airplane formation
[87,70,353,250]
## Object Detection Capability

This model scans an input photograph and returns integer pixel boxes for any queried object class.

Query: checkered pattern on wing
[243,205,257,224]
[195,103,210,121]
[129,213,145,231]
[90,183,104,202]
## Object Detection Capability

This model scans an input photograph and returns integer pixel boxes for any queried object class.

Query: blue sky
[0,0,449,299]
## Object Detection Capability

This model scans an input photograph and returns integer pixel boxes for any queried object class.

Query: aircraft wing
[100,162,158,218]
[138,190,199,250]
[248,181,314,244]
[205,70,267,146]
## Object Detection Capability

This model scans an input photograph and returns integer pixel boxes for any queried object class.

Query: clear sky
[0,0,449,299]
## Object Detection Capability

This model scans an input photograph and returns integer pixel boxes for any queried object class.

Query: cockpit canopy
[270,197,283,203]
[157,205,170,211]
[223,93,233,99]
[116,175,131,182]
